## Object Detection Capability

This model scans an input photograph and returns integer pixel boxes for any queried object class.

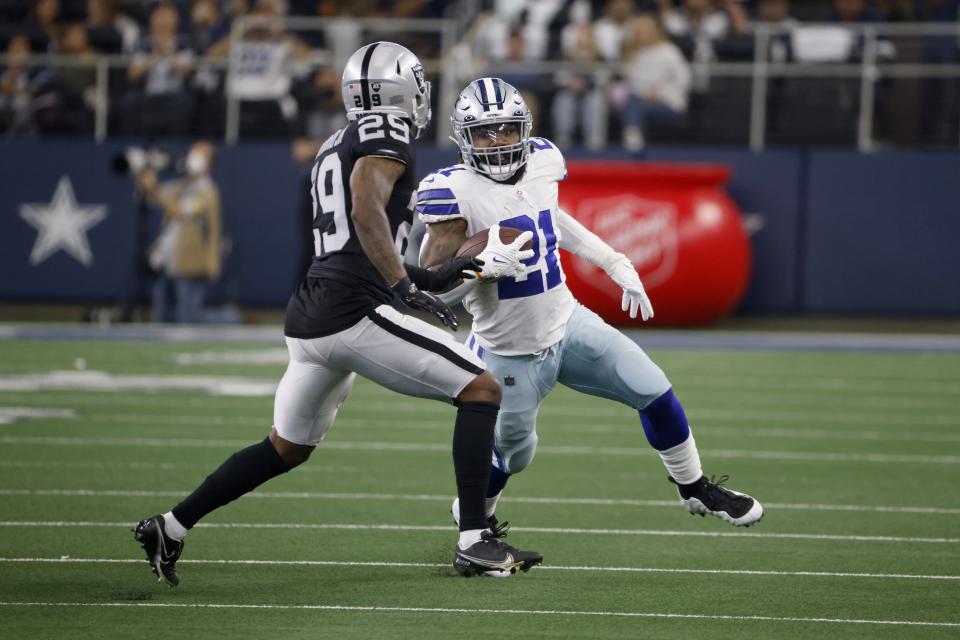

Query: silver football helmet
[450,78,533,182]
[341,41,431,138]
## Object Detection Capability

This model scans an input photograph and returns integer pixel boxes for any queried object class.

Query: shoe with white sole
[454,529,543,577]
[670,475,763,527]
[451,498,540,577]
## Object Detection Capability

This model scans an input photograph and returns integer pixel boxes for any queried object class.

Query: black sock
[452,401,498,531]
[172,436,291,529]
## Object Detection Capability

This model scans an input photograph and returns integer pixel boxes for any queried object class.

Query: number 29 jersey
[285,114,416,339]
[416,138,577,356]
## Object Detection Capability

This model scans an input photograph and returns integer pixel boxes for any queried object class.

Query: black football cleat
[670,475,764,527]
[132,515,184,586]
[454,529,543,578]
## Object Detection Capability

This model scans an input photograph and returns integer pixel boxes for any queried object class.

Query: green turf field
[0,335,958,639]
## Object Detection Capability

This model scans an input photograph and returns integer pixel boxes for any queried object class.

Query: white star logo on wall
[18,176,108,267]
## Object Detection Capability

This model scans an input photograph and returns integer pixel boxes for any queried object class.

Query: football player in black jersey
[133,42,543,582]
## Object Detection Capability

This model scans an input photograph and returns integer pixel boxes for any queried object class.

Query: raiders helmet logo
[412,63,426,94]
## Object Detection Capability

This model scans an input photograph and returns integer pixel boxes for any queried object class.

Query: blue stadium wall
[1,139,958,315]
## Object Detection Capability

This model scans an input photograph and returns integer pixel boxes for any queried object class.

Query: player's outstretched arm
[557,208,654,321]
[350,156,460,329]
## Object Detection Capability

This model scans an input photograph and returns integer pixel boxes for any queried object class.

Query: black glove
[391,277,459,330]
[404,255,485,292]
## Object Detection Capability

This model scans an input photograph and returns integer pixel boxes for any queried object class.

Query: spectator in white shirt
[620,12,691,151]
[206,0,314,137]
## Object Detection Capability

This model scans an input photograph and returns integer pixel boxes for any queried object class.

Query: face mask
[186,150,208,176]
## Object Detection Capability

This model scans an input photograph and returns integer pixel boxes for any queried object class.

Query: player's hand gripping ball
[459,224,534,281]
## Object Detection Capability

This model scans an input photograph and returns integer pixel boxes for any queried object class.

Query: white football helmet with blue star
[450,77,533,182]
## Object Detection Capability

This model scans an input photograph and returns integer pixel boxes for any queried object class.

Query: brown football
[456,226,532,258]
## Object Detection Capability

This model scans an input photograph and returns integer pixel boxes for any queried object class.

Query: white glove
[475,224,535,281]
[605,255,654,321]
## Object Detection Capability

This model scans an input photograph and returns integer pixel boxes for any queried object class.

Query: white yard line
[75,412,960,441]
[0,484,957,515]
[1,557,958,581]
[335,402,960,427]
[27,412,958,444]
[167,348,960,383]
[0,460,358,474]
[0,599,956,627]
[1,370,958,398]
[2,435,956,464]
[4,404,959,442]
[0,520,955,544]
[2,388,950,411]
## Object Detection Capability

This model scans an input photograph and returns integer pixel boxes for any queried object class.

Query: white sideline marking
[0,600,957,627]
[0,520,956,544]
[2,435,957,465]
[1,557,958,581]
[0,485,957,515]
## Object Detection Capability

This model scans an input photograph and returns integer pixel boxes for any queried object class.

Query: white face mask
[186,150,209,176]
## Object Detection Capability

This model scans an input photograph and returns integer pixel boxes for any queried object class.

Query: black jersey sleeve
[350,113,415,165]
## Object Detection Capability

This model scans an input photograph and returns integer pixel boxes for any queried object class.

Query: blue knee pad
[639,388,690,451]
[487,464,510,498]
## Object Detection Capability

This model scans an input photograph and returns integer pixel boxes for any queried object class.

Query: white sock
[162,511,188,541]
[458,528,485,550]
[485,493,501,518]
[659,435,703,485]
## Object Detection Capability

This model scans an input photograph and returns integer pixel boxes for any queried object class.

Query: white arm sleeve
[556,207,625,272]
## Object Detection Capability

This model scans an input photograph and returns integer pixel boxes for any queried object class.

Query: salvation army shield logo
[570,194,679,288]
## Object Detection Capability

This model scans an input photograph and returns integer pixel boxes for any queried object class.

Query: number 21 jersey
[416,138,576,356]
[285,114,416,339]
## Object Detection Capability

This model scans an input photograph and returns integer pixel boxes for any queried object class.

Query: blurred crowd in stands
[1,0,958,148]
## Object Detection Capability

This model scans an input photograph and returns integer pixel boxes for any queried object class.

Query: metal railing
[1,20,958,150]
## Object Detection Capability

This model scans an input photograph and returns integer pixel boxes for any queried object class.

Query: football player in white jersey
[417,78,763,545]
